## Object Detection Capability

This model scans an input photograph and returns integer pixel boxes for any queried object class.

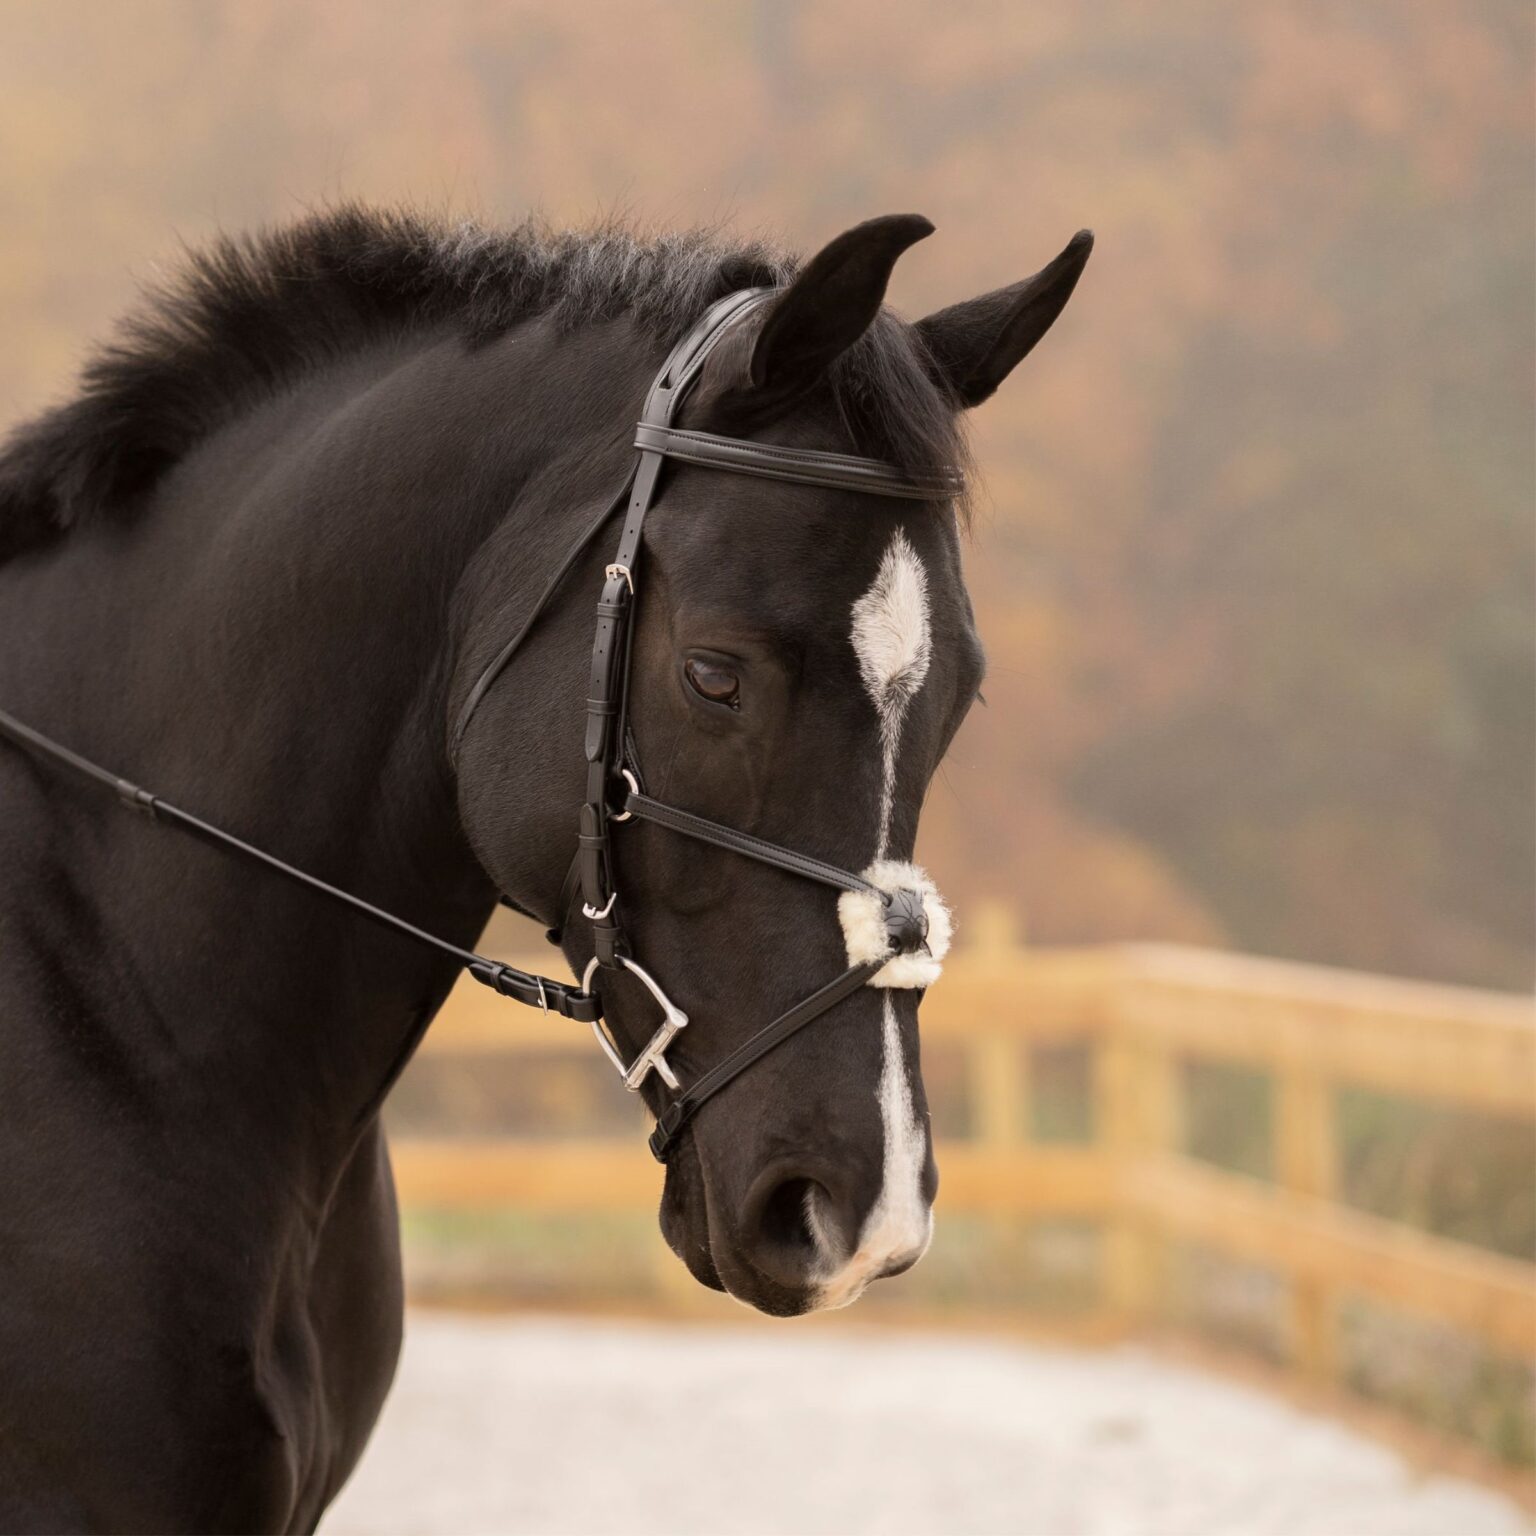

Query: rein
[0,705,602,1022]
[0,287,959,1163]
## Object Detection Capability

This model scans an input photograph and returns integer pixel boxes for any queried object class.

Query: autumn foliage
[1,1,1529,987]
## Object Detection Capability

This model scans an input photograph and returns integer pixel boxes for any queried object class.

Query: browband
[631,424,961,501]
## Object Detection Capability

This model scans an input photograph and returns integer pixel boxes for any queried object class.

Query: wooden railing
[392,910,1535,1393]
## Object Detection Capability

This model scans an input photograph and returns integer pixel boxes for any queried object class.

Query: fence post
[961,906,1027,1310]
[1099,970,1177,1333]
[968,906,1027,1149]
[971,1035,1026,1145]
[1277,1065,1338,1383]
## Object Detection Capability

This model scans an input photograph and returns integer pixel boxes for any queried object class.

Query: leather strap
[0,707,601,1024]
[648,959,882,1160]
[575,290,777,965]
[454,290,774,766]
[632,424,961,501]
[451,478,633,758]
[623,790,879,897]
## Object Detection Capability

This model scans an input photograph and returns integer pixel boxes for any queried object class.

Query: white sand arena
[326,1311,1528,1536]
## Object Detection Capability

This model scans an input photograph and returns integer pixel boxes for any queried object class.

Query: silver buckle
[581,955,688,1092]
[535,976,549,1016]
[605,563,634,594]
[582,891,617,921]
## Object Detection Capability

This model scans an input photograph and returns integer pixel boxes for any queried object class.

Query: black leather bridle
[0,287,959,1162]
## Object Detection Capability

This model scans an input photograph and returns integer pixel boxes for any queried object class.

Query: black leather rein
[0,706,601,1024]
[0,287,960,1163]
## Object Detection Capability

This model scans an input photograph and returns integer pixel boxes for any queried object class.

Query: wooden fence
[392,909,1535,1396]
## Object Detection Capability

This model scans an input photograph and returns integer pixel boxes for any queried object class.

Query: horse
[0,206,1090,1531]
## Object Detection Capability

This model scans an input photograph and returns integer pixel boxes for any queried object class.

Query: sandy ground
[325,1311,1529,1536]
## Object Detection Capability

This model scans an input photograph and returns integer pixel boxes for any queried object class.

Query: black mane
[0,206,967,562]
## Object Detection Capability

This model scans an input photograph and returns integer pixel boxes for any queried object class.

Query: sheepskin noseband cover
[837,861,952,988]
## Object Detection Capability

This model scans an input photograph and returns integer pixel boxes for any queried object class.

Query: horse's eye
[684,657,740,708]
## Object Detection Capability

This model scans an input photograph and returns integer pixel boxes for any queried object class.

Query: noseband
[0,288,958,1163]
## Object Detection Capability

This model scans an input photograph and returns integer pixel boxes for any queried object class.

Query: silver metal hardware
[582,891,617,921]
[535,976,548,1016]
[581,955,689,1092]
[605,563,634,594]
[610,766,640,823]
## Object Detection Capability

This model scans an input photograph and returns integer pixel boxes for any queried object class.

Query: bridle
[457,287,958,1155]
[0,287,960,1163]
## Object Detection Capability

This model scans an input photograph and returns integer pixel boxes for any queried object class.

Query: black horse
[0,207,1090,1531]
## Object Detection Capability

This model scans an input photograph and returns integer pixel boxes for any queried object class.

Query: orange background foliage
[1,0,1530,987]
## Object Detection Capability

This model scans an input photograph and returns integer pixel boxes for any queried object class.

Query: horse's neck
[2,317,647,1174]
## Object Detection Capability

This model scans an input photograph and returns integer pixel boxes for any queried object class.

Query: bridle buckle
[581,954,688,1092]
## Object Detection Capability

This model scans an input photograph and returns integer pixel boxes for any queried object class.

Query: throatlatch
[0,286,959,1165]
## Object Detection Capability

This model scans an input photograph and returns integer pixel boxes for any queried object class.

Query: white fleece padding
[837,859,952,988]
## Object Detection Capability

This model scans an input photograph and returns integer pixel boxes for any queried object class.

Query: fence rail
[392,912,1535,1395]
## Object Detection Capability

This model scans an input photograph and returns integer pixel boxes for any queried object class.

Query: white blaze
[849,529,932,859]
[814,529,935,1307]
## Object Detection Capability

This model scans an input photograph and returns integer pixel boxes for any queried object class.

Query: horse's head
[455,216,1090,1315]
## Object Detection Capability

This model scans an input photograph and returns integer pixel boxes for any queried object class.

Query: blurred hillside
[1,0,1530,987]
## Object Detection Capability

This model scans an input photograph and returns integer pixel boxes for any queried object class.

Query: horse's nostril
[744,1171,857,1291]
[757,1176,820,1258]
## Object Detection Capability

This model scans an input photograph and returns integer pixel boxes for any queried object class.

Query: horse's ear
[915,230,1094,409]
[751,214,935,394]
